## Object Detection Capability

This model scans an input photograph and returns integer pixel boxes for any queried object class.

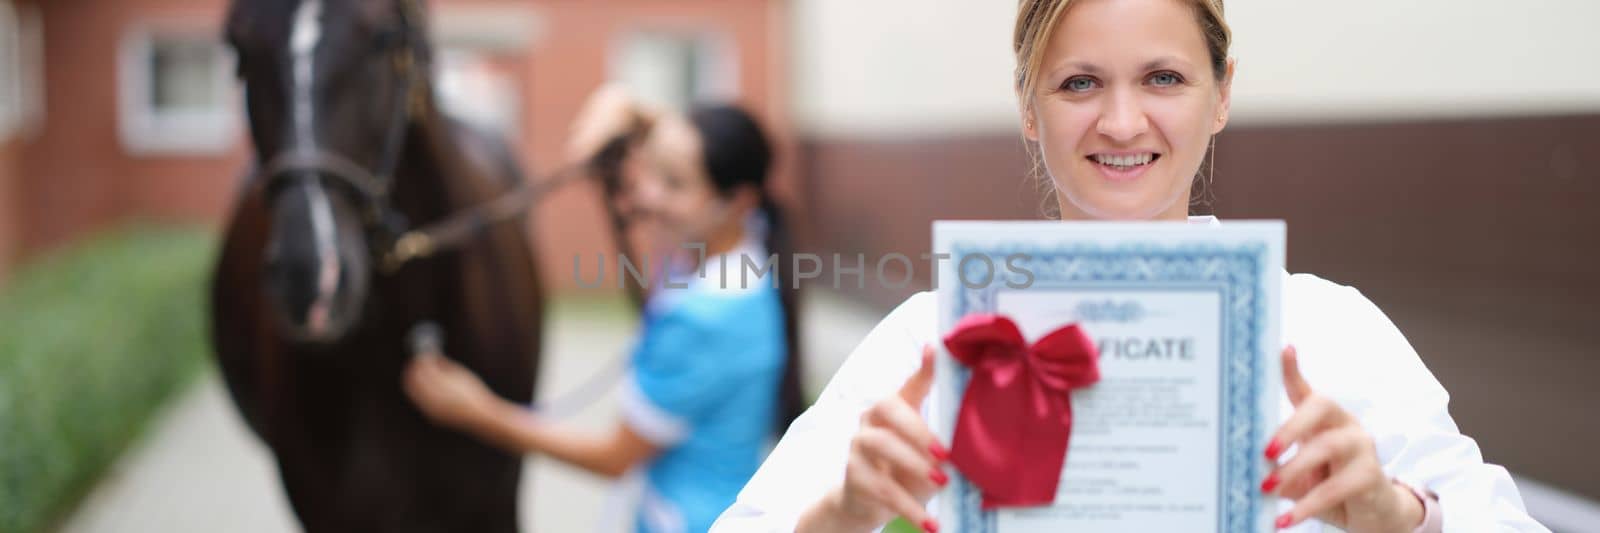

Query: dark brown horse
[209,0,547,531]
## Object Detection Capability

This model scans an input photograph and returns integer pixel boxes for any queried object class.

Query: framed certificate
[932,220,1284,532]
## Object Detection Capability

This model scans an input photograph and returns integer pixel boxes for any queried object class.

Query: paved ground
[58,291,883,533]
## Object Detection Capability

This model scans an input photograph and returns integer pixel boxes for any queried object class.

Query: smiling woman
[1016,0,1231,222]
[710,1,1547,532]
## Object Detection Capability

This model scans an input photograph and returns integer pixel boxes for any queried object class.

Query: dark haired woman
[404,86,803,533]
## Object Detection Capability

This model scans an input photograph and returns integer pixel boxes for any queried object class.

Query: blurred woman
[404,87,804,533]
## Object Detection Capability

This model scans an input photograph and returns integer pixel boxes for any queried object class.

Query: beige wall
[790,0,1600,136]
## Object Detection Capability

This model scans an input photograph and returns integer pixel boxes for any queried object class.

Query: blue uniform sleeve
[621,306,738,446]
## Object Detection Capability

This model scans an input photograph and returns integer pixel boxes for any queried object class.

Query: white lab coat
[712,219,1545,533]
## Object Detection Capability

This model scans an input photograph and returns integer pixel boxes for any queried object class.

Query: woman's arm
[1279,278,1546,531]
[466,392,659,478]
[404,354,660,479]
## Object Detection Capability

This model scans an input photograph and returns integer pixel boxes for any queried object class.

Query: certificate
[932,220,1283,533]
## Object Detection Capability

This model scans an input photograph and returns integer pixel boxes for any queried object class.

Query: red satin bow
[942,313,1100,509]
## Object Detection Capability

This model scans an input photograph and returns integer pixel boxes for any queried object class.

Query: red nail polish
[921,519,940,533]
[1260,473,1279,493]
[1275,513,1293,529]
[930,467,949,487]
[1264,438,1282,460]
[930,443,951,462]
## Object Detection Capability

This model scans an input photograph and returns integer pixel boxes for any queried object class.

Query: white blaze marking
[290,0,340,331]
[290,0,321,148]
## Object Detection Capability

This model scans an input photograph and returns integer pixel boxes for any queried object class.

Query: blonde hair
[1013,0,1232,215]
[1014,0,1231,102]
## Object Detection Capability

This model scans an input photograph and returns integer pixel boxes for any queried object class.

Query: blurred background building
[0,0,793,283]
[0,0,1596,531]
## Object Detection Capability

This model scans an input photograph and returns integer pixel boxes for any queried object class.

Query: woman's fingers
[1267,394,1342,460]
[899,345,937,407]
[1280,451,1384,528]
[866,395,940,460]
[845,453,936,529]
[404,356,438,394]
[1266,425,1364,499]
[854,424,942,492]
[833,346,947,532]
[1281,345,1312,406]
[1273,464,1327,502]
[829,345,949,533]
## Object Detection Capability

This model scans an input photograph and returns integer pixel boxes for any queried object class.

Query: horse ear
[349,0,393,29]
[395,0,429,29]
[222,0,256,47]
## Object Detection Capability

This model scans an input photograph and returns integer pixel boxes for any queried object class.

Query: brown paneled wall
[798,114,1600,500]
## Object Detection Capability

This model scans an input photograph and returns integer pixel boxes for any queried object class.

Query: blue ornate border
[944,241,1270,533]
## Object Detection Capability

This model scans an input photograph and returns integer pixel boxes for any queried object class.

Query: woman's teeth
[1091,153,1157,168]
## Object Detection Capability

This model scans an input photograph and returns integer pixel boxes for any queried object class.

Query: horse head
[225,0,432,344]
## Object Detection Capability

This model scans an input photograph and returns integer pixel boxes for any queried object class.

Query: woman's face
[1023,0,1232,221]
[629,116,732,246]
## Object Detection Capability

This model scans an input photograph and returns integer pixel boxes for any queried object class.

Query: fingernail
[1264,438,1282,460]
[930,443,951,462]
[1260,472,1279,493]
[1275,513,1293,529]
[930,467,949,487]
[921,519,940,533]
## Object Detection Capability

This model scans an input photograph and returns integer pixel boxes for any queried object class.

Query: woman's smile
[1086,151,1163,182]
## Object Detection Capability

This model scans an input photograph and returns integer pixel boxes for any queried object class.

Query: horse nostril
[264,256,322,324]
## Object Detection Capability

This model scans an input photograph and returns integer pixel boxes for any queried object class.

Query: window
[610,30,738,111]
[118,22,237,155]
[17,3,41,137]
[0,2,19,139]
[436,49,523,138]
[432,6,539,139]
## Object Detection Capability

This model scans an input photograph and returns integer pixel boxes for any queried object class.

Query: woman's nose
[631,179,667,210]
[1096,90,1150,142]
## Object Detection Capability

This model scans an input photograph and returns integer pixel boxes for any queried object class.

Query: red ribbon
[942,313,1100,509]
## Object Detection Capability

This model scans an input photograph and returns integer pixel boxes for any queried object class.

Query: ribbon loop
[942,313,1101,509]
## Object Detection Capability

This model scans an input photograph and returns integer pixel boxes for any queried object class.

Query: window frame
[0,1,21,140]
[116,18,239,156]
[607,26,740,112]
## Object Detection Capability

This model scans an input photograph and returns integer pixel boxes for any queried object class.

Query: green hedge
[0,226,215,533]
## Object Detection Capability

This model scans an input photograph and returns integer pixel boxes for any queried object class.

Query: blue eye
[1062,76,1098,92]
[1148,71,1183,87]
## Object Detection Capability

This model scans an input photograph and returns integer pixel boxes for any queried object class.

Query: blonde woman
[710,0,1544,531]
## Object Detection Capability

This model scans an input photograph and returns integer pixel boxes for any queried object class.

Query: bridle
[258,0,588,274]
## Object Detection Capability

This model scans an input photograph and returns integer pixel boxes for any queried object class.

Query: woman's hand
[799,346,949,533]
[404,353,499,431]
[565,84,653,167]
[1265,346,1425,532]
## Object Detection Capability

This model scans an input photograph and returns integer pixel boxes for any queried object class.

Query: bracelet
[1395,479,1442,533]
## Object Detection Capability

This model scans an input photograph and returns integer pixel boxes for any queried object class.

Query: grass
[885,517,925,533]
[0,225,215,533]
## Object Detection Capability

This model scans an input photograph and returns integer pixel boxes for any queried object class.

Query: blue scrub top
[622,265,787,533]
